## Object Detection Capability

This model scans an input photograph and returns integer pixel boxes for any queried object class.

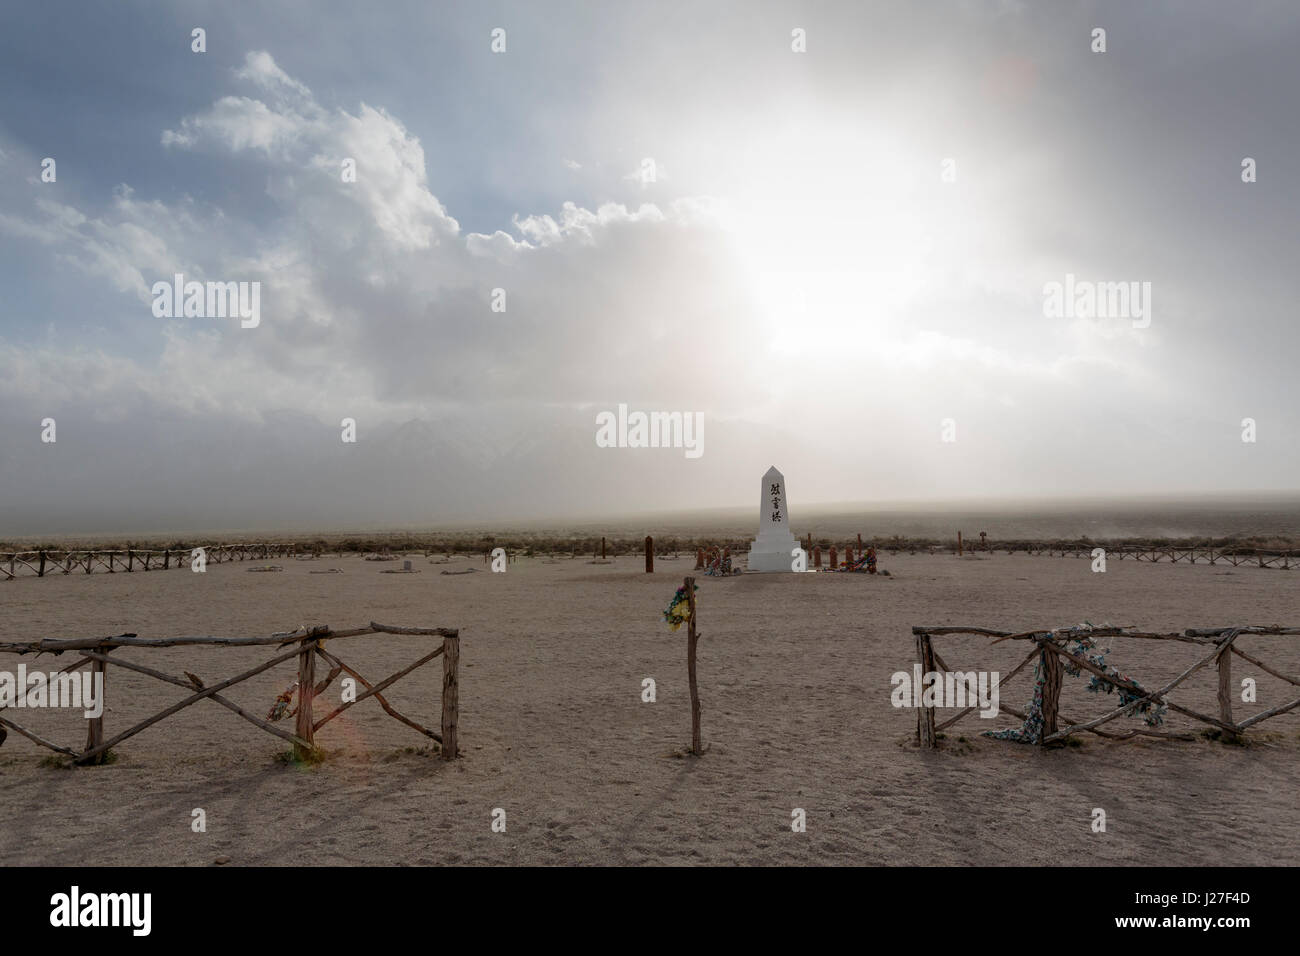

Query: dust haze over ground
[7,494,1300,550]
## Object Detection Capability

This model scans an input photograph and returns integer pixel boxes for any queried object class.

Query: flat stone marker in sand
[746,465,801,572]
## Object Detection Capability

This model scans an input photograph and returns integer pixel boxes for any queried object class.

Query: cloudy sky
[1,1,1297,534]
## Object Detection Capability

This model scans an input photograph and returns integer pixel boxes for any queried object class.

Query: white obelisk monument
[746,465,801,572]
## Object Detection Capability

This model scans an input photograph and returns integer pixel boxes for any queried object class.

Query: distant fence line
[912,623,1300,748]
[0,543,524,580]
[0,620,460,764]
[3,540,1297,581]
[991,545,1299,568]
[0,543,302,579]
[867,542,1297,568]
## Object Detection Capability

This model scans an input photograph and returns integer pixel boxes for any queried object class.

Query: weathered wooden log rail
[0,543,302,579]
[0,621,460,764]
[912,624,1300,748]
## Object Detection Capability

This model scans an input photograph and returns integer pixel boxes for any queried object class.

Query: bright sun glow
[719,122,939,357]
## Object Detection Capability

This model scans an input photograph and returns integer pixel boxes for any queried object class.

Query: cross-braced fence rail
[912,624,1300,748]
[0,621,459,764]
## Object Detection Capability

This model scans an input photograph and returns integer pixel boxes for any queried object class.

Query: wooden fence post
[1040,642,1062,740]
[813,546,822,569]
[1217,640,1237,743]
[695,548,704,569]
[916,632,937,749]
[685,576,701,755]
[83,651,109,764]
[38,550,46,577]
[957,531,963,556]
[829,546,838,569]
[294,640,316,760]
[601,536,607,560]
[441,631,460,759]
[645,536,654,573]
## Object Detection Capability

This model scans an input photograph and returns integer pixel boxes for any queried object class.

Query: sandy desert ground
[2,549,1299,866]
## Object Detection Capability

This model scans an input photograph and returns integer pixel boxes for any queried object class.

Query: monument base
[746,536,799,572]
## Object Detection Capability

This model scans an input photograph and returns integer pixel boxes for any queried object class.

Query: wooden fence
[993,546,1299,567]
[0,621,459,764]
[794,537,1298,568]
[0,543,303,580]
[7,541,1296,580]
[912,623,1300,748]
